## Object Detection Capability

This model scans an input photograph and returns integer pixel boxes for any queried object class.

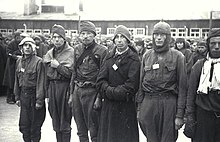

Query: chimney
[24,0,40,15]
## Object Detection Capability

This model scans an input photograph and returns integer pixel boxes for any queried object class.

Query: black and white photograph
[0,0,220,142]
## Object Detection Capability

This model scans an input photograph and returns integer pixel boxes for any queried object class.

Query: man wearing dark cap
[3,31,23,104]
[68,21,107,142]
[96,25,140,142]
[191,39,208,65]
[33,35,50,58]
[137,21,187,142]
[185,29,220,142]
[43,24,74,142]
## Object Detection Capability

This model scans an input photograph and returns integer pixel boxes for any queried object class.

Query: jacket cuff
[176,108,184,118]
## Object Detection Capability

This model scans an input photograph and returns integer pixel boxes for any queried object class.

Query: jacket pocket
[27,71,37,82]
[163,63,176,81]
[143,65,154,81]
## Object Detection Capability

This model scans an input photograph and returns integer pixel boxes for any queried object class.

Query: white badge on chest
[152,63,159,70]
[21,68,25,72]
[112,64,118,71]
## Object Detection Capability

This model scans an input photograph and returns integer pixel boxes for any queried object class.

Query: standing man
[3,32,23,104]
[14,37,46,142]
[96,25,140,142]
[43,24,74,142]
[69,21,107,142]
[0,34,7,96]
[185,29,220,142]
[137,21,187,142]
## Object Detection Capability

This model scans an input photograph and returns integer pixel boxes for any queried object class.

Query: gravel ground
[0,95,190,142]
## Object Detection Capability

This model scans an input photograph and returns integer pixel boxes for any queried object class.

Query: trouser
[72,85,100,142]
[139,93,178,142]
[48,81,72,142]
[56,131,71,142]
[193,106,220,142]
[19,88,46,142]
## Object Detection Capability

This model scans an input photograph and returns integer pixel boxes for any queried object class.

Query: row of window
[0,27,218,38]
[107,27,213,39]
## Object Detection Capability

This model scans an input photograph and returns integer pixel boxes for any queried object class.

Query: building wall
[0,19,220,39]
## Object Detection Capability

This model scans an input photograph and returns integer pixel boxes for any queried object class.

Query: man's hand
[35,103,43,110]
[50,59,60,68]
[175,117,184,130]
[16,100,20,107]
[68,94,73,108]
[93,97,102,110]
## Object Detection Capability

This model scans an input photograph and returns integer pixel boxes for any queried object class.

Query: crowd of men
[0,20,220,142]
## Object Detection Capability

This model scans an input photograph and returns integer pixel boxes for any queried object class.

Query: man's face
[22,42,34,55]
[106,39,113,47]
[34,38,41,46]
[15,35,22,43]
[51,33,65,47]
[176,42,184,50]
[79,31,95,45]
[114,34,129,52]
[209,36,220,58]
[197,45,207,54]
[191,42,198,52]
[153,33,166,47]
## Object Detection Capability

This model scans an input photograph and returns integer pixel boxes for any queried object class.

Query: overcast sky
[0,0,219,20]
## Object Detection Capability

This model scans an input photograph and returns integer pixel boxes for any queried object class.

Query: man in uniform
[69,21,107,142]
[185,29,220,142]
[14,37,46,142]
[137,21,187,142]
[43,24,74,142]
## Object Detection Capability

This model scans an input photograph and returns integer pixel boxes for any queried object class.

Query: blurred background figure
[192,39,208,65]
[0,33,7,96]
[3,31,27,104]
[134,37,146,59]
[175,37,193,78]
[33,35,50,58]
[105,36,114,52]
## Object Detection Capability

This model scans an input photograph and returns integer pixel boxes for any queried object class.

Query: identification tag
[152,64,159,70]
[21,68,25,72]
[112,64,118,71]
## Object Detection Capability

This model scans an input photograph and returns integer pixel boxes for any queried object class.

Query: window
[171,28,177,37]
[8,29,13,35]
[0,29,7,35]
[17,29,25,33]
[34,29,42,34]
[65,30,69,36]
[178,28,187,37]
[26,29,33,35]
[96,27,101,36]
[42,29,50,34]
[70,30,78,37]
[136,28,145,35]
[190,28,200,38]
[107,28,115,35]
[128,28,135,35]
[201,28,209,38]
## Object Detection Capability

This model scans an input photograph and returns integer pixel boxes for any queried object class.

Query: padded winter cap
[80,21,96,36]
[52,24,66,39]
[113,25,131,43]
[176,38,185,43]
[153,21,171,35]
[197,39,207,47]
[19,37,36,51]
[207,29,220,42]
